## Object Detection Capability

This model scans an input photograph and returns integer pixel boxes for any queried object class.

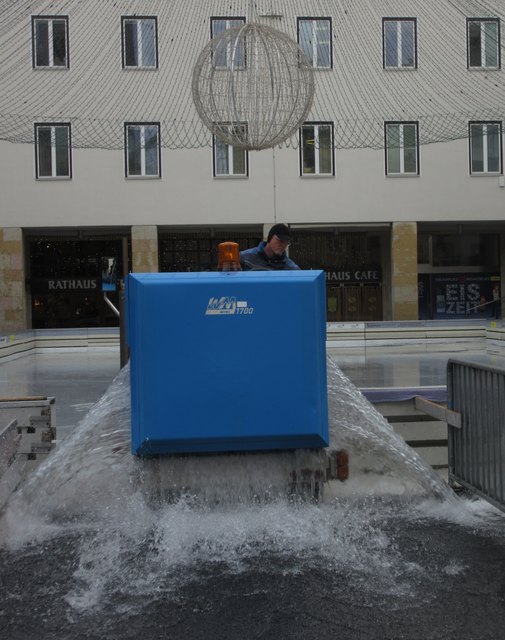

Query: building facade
[1,0,505,331]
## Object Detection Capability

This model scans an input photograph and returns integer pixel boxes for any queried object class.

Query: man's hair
[267,223,291,243]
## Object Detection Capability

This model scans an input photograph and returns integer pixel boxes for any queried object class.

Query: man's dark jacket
[240,242,300,271]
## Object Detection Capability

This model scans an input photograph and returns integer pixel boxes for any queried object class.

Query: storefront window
[28,238,125,329]
[417,233,430,264]
[432,233,498,267]
[291,230,383,322]
[159,231,261,272]
[418,230,500,320]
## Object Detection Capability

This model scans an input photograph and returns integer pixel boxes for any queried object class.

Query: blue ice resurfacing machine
[127,271,329,456]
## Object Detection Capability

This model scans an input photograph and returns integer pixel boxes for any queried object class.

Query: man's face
[268,234,290,256]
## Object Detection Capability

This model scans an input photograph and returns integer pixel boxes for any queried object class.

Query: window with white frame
[469,122,502,174]
[467,18,500,68]
[34,123,71,178]
[383,18,417,68]
[213,124,248,177]
[211,17,246,68]
[298,18,332,68]
[300,122,334,176]
[385,122,419,175]
[122,17,158,68]
[124,123,161,178]
[32,16,69,68]
[210,17,246,69]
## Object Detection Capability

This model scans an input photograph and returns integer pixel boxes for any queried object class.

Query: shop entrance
[291,230,385,322]
[326,284,383,322]
[28,236,128,329]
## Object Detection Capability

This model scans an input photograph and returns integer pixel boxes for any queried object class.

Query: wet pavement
[1,347,505,640]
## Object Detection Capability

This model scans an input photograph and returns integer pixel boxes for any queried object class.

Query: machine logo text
[205,297,254,316]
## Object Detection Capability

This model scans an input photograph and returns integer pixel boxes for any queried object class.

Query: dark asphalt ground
[1,500,505,640]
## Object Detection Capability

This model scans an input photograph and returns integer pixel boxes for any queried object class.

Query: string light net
[192,22,315,150]
[1,0,505,150]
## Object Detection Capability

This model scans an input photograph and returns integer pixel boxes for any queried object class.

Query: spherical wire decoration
[192,22,315,151]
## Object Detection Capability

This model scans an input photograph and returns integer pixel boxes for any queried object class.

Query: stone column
[391,222,419,320]
[0,227,26,332]
[131,225,159,273]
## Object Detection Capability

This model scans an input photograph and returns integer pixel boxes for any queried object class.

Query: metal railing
[448,358,505,511]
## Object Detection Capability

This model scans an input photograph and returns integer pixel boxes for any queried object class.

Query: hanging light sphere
[192,23,315,150]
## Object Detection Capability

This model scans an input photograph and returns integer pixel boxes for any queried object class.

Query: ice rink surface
[0,348,476,433]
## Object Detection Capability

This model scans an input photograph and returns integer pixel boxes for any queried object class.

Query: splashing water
[1,356,450,520]
[0,355,495,617]
[325,357,454,500]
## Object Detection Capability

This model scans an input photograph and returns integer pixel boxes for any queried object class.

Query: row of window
[34,121,503,179]
[384,16,501,69]
[33,15,501,71]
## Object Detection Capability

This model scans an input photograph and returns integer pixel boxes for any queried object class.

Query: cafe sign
[326,266,381,284]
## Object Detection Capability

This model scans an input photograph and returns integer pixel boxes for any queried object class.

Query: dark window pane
[487,124,500,172]
[386,125,400,173]
[127,127,141,175]
[471,126,484,172]
[401,21,415,66]
[315,20,330,67]
[141,20,156,67]
[433,233,498,267]
[231,124,246,174]
[384,22,398,66]
[233,21,246,67]
[35,21,49,66]
[469,22,482,66]
[232,146,246,174]
[212,19,245,68]
[403,124,416,148]
[52,20,67,66]
[485,21,498,67]
[319,126,332,173]
[215,138,229,174]
[230,34,245,68]
[403,125,417,173]
[145,126,159,175]
[299,21,313,63]
[124,21,138,66]
[37,128,52,176]
[212,20,227,37]
[55,127,69,176]
[302,126,316,173]
[213,39,228,67]
[404,148,417,173]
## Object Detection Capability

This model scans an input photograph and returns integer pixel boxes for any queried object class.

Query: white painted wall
[1,0,504,229]
[2,138,505,228]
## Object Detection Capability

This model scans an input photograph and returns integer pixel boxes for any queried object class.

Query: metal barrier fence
[448,358,505,512]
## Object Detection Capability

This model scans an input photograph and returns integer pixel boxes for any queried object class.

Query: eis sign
[429,274,500,319]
